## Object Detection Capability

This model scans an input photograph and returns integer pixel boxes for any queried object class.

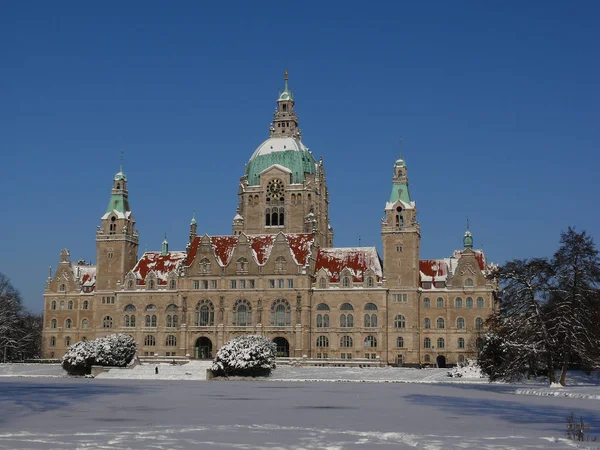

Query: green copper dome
[246,136,317,185]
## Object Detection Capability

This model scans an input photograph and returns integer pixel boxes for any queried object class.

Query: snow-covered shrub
[62,334,136,375]
[447,359,485,379]
[211,335,276,377]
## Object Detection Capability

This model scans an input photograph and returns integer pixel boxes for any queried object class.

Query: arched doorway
[273,337,290,357]
[436,355,446,368]
[195,337,213,359]
[396,355,403,367]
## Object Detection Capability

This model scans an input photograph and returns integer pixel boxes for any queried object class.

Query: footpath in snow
[95,360,213,380]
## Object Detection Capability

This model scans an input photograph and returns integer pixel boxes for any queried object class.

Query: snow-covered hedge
[62,334,136,375]
[211,335,276,377]
[447,359,485,379]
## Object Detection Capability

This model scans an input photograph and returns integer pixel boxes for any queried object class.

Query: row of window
[318,276,376,288]
[192,279,295,290]
[316,335,378,348]
[423,317,484,330]
[423,297,486,309]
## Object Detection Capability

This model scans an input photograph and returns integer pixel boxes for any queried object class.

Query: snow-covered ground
[96,360,213,380]
[0,363,65,378]
[1,377,600,449]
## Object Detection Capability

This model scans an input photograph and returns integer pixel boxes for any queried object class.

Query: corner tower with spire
[381,153,421,288]
[95,160,139,291]
[235,72,333,247]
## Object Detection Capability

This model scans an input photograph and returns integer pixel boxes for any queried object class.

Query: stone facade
[42,74,498,367]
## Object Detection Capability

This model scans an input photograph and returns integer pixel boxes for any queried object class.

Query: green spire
[115,152,127,181]
[278,70,293,101]
[463,219,473,249]
[190,210,197,225]
[161,233,168,256]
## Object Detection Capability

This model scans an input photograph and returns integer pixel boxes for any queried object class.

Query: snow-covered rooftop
[316,247,383,282]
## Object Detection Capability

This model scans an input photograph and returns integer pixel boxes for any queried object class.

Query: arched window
[271,207,279,226]
[291,194,296,204]
[340,303,354,311]
[166,315,172,327]
[271,299,291,326]
[65,337,71,347]
[455,297,463,308]
[458,337,465,349]
[367,277,374,287]
[394,315,406,328]
[195,300,215,326]
[364,314,371,327]
[316,303,330,311]
[169,279,176,290]
[424,318,431,329]
[436,317,445,329]
[476,337,484,350]
[423,298,430,309]
[437,337,445,349]
[316,336,329,347]
[424,337,431,348]
[128,279,135,290]
[51,319,57,329]
[475,317,484,330]
[364,303,378,311]
[50,336,56,347]
[424,354,431,362]
[340,335,353,348]
[124,304,136,312]
[166,335,177,346]
[319,278,326,289]
[457,317,465,329]
[145,304,157,312]
[458,354,465,363]
[233,299,252,326]
[466,297,473,308]
[340,313,354,328]
[436,298,444,308]
[364,336,377,348]
[265,207,271,226]
[477,297,485,308]
[397,336,404,348]
[59,284,66,292]
[144,335,156,346]
[103,316,113,328]
[145,315,150,327]
[81,319,88,329]
[342,276,350,287]
[465,278,474,287]
[125,315,130,327]
[279,209,284,226]
[152,315,157,327]
[60,301,65,310]
[83,300,89,310]
[51,301,56,310]
[68,301,73,310]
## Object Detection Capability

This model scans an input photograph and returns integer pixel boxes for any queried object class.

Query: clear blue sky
[1,2,599,313]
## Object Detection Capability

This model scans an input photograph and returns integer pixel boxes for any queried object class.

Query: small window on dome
[282,104,287,111]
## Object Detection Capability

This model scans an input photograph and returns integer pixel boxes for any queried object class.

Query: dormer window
[342,276,350,288]
[465,278,474,287]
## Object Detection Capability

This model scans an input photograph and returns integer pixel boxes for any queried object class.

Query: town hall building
[42,73,498,367]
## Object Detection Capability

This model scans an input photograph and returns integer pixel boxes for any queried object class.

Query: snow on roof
[259,163,292,175]
[70,263,96,291]
[419,249,487,285]
[185,233,314,268]
[316,247,382,282]
[451,249,487,271]
[385,200,415,210]
[250,136,308,160]
[101,210,132,220]
[133,251,186,285]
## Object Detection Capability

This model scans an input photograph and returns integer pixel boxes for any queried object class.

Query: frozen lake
[1,377,599,449]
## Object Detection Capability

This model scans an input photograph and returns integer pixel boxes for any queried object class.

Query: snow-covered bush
[211,335,276,377]
[62,334,136,375]
[447,359,485,379]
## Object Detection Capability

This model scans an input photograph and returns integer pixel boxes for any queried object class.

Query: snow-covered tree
[548,228,600,385]
[211,335,276,377]
[0,273,42,362]
[62,334,136,375]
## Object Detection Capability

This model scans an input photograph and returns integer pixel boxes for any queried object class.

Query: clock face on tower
[267,179,284,196]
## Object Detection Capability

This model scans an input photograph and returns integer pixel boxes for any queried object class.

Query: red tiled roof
[419,260,448,278]
[211,236,238,266]
[286,234,313,266]
[133,251,186,285]
[315,247,382,282]
[248,234,275,265]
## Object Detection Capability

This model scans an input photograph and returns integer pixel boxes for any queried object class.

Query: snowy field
[2,376,600,449]
[1,365,600,448]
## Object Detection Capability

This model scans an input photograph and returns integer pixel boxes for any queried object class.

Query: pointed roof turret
[162,233,169,256]
[190,210,197,226]
[463,220,473,249]
[104,156,131,217]
[388,144,412,205]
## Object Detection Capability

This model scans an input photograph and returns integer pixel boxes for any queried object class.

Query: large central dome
[246,136,317,185]
[244,72,317,186]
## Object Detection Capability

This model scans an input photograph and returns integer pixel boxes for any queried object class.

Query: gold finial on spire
[284,70,289,80]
